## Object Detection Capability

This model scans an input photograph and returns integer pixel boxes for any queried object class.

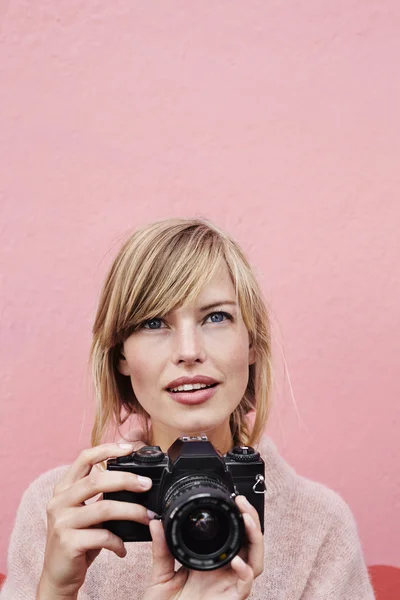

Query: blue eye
[206,311,232,323]
[140,311,233,330]
[142,318,164,329]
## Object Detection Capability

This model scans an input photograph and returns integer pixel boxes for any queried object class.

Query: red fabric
[368,565,400,599]
[0,573,5,587]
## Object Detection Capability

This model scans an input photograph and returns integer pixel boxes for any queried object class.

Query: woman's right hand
[37,442,152,599]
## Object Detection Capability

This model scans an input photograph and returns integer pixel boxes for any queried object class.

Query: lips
[165,375,219,391]
[166,383,219,406]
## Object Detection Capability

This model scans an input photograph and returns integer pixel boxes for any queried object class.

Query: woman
[1,218,375,599]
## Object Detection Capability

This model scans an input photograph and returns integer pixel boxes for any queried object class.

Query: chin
[170,415,228,437]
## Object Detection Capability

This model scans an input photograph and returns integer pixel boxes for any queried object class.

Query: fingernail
[118,443,135,449]
[238,495,252,510]
[138,476,152,489]
[147,509,156,520]
[243,512,256,529]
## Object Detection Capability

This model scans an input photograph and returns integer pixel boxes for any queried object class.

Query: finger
[60,500,153,530]
[231,555,254,599]
[68,528,127,559]
[235,495,261,529]
[240,512,264,579]
[52,470,152,508]
[148,519,176,585]
[235,497,264,577]
[55,443,138,493]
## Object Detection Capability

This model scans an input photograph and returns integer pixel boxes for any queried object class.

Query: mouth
[166,383,219,405]
[167,383,218,393]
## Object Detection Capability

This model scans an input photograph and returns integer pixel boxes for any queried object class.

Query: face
[117,261,256,453]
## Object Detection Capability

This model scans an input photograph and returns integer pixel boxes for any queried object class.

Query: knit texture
[1,436,375,599]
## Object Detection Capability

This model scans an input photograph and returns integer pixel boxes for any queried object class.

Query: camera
[103,435,266,570]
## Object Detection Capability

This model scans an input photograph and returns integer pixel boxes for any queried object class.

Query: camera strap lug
[252,474,266,494]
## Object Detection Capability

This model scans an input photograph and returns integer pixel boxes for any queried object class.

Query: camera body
[104,435,266,570]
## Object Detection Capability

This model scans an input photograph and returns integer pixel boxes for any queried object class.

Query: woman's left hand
[142,494,264,600]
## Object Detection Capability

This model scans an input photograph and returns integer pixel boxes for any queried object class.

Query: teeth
[170,383,214,392]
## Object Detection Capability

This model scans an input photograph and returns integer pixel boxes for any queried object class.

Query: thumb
[148,519,176,585]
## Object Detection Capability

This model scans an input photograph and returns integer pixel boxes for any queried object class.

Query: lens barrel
[162,475,245,571]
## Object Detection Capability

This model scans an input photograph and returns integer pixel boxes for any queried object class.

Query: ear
[248,342,256,366]
[117,347,131,376]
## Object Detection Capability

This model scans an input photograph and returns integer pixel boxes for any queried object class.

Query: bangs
[116,227,229,340]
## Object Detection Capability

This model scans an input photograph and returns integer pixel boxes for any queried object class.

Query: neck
[149,420,234,455]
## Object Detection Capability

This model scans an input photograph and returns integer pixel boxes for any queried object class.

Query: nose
[171,325,206,365]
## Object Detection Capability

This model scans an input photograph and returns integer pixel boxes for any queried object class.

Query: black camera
[103,435,266,570]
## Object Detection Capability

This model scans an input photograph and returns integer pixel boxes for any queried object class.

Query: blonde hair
[89,217,274,449]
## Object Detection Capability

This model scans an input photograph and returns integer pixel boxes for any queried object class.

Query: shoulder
[294,472,366,572]
[251,437,374,598]
[17,464,70,518]
[287,458,361,546]
[278,454,367,571]
[6,466,70,565]
[291,478,373,597]
[1,466,73,599]
[24,464,70,496]
[255,435,362,548]
[6,466,71,562]
[296,472,356,526]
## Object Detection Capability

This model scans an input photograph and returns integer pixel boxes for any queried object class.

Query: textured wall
[0,1,399,574]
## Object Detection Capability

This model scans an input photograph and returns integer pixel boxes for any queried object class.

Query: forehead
[201,260,234,289]
[171,262,238,313]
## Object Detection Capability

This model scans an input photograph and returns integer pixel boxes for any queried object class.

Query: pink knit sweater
[1,436,375,599]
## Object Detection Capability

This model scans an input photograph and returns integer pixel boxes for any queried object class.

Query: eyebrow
[199,300,237,312]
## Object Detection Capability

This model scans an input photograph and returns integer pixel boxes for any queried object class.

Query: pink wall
[0,1,399,574]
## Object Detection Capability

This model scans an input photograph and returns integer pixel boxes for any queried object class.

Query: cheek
[129,358,156,394]
[128,361,160,416]
[224,338,251,381]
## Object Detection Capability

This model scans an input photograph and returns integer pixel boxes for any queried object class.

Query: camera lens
[181,507,230,556]
[186,509,219,541]
[162,475,244,571]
